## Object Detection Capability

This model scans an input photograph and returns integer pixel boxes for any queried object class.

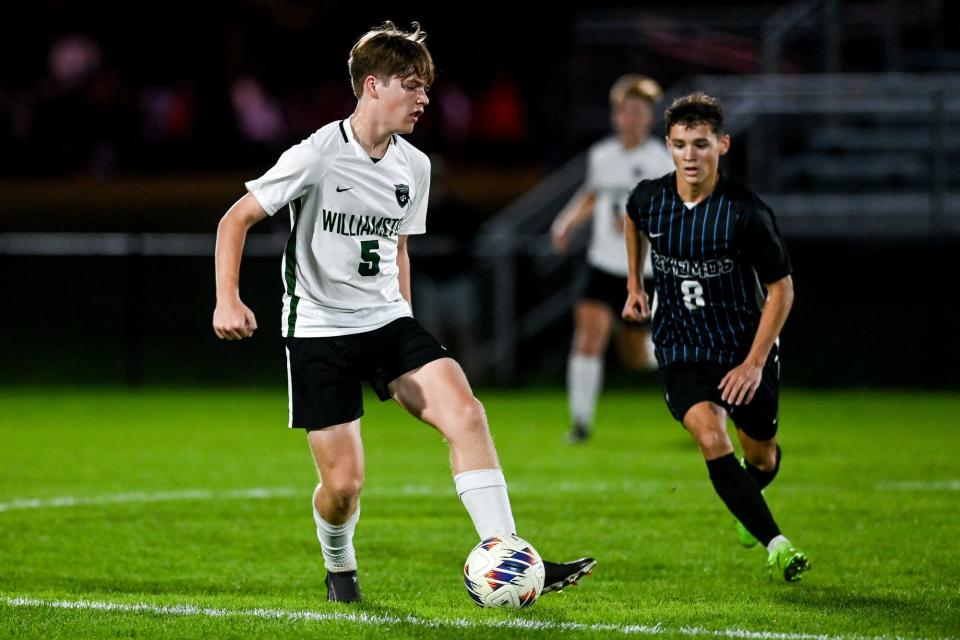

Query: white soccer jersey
[584,136,674,277]
[245,119,430,337]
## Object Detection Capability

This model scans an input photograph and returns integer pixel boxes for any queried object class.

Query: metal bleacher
[462,0,960,381]
[473,70,960,379]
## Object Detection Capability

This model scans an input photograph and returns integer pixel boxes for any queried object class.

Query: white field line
[0,480,671,514]
[3,477,956,515]
[0,487,300,513]
[0,596,938,640]
[876,480,960,491]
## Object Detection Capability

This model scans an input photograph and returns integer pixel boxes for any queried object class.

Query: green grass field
[1,387,958,639]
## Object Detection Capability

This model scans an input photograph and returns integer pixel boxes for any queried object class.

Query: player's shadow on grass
[778,586,935,619]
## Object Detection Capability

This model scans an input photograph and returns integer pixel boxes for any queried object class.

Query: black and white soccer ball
[463,534,545,608]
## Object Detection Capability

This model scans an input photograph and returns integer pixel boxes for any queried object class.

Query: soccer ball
[463,534,545,608]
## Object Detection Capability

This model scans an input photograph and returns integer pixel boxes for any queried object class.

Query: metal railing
[472,72,960,380]
[3,73,958,384]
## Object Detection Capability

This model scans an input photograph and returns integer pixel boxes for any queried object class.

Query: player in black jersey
[623,93,810,582]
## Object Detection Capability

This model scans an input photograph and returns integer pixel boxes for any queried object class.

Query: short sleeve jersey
[584,137,674,277]
[245,120,430,337]
[625,172,792,367]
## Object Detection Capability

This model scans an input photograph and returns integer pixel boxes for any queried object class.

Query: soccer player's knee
[694,428,729,456]
[325,474,364,507]
[445,397,488,438]
[461,397,488,431]
[576,330,606,356]
[747,442,780,471]
[747,447,777,471]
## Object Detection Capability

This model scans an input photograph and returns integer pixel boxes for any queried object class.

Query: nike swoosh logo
[650,232,665,238]
[336,186,353,192]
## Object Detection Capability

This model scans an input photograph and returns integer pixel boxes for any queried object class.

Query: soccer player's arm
[213,193,268,340]
[622,184,650,322]
[397,235,412,307]
[552,145,602,252]
[217,141,326,339]
[719,204,794,405]
[550,188,597,253]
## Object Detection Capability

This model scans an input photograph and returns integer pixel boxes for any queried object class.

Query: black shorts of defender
[659,355,781,441]
[284,316,452,430]
[580,265,653,327]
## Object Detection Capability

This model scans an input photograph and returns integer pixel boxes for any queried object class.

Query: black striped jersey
[625,172,792,368]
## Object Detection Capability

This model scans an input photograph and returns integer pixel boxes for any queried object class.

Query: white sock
[767,534,789,553]
[567,353,603,427]
[454,468,516,540]
[313,501,360,572]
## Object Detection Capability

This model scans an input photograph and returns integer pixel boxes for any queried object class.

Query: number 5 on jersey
[358,240,380,276]
[681,279,705,311]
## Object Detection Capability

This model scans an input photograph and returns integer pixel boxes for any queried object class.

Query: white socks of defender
[313,499,360,573]
[314,470,514,568]
[767,534,789,553]
[454,468,516,540]
[568,353,603,427]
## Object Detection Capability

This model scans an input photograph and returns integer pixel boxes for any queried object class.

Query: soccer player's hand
[719,361,763,405]
[551,222,571,252]
[622,290,650,323]
[213,300,258,340]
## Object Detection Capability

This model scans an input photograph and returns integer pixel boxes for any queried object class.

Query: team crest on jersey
[394,184,410,208]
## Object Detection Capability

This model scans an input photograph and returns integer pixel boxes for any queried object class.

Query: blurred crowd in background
[5,1,957,182]
[1,3,580,180]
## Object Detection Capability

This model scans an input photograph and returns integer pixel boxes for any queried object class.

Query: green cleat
[767,540,810,582]
[735,519,759,548]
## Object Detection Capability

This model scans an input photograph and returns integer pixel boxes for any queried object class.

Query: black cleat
[325,569,362,603]
[541,557,596,594]
[566,422,591,443]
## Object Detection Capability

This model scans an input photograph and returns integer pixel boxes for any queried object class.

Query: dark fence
[1,236,956,388]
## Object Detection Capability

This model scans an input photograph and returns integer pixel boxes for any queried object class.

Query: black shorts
[284,316,451,430]
[659,354,781,441]
[580,265,654,326]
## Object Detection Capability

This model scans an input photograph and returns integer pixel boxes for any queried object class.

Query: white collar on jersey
[341,118,397,162]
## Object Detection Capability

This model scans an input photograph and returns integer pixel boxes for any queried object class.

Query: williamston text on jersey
[321,209,405,238]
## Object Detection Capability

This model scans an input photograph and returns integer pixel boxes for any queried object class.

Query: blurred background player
[409,155,484,377]
[623,93,810,582]
[551,75,674,443]
[213,21,594,603]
